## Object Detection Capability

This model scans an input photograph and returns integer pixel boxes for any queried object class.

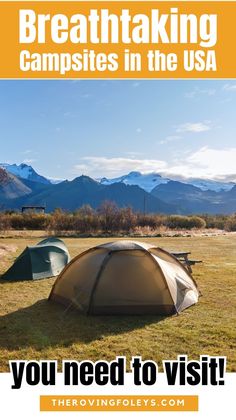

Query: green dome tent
[2,237,70,281]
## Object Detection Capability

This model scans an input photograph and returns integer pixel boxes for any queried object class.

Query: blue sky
[0,80,236,181]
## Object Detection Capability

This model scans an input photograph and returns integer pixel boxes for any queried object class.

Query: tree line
[0,201,236,234]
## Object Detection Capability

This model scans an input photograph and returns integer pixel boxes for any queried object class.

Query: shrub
[98,201,120,232]
[137,214,165,229]
[165,215,206,230]
[224,214,236,231]
[48,209,73,232]
[0,213,11,231]
[10,213,49,230]
[200,214,228,230]
[118,207,137,231]
[1,206,235,234]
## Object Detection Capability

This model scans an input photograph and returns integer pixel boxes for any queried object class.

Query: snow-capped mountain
[48,177,64,185]
[0,164,236,214]
[184,178,234,192]
[1,163,235,194]
[99,171,235,193]
[99,171,170,192]
[0,167,31,200]
[0,163,51,185]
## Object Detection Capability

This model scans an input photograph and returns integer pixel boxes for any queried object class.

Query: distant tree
[76,204,95,217]
[98,201,119,231]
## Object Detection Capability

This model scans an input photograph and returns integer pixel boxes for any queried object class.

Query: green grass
[0,235,236,372]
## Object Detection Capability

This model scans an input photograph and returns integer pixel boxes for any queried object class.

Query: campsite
[0,233,235,372]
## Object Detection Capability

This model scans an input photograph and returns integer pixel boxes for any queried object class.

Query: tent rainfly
[49,240,199,315]
[2,237,70,281]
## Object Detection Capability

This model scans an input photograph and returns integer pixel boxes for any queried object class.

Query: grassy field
[0,234,236,372]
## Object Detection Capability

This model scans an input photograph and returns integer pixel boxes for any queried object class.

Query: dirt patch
[0,244,18,257]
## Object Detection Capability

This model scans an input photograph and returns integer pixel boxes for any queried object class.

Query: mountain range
[99,171,235,192]
[0,163,51,185]
[0,163,236,214]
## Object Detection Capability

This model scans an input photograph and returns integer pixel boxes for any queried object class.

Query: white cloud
[163,147,236,181]
[223,84,236,92]
[185,87,216,99]
[176,122,211,133]
[73,157,167,178]
[159,135,182,145]
[186,147,236,177]
[71,148,236,182]
[22,159,36,164]
[22,150,32,155]
[218,97,232,105]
